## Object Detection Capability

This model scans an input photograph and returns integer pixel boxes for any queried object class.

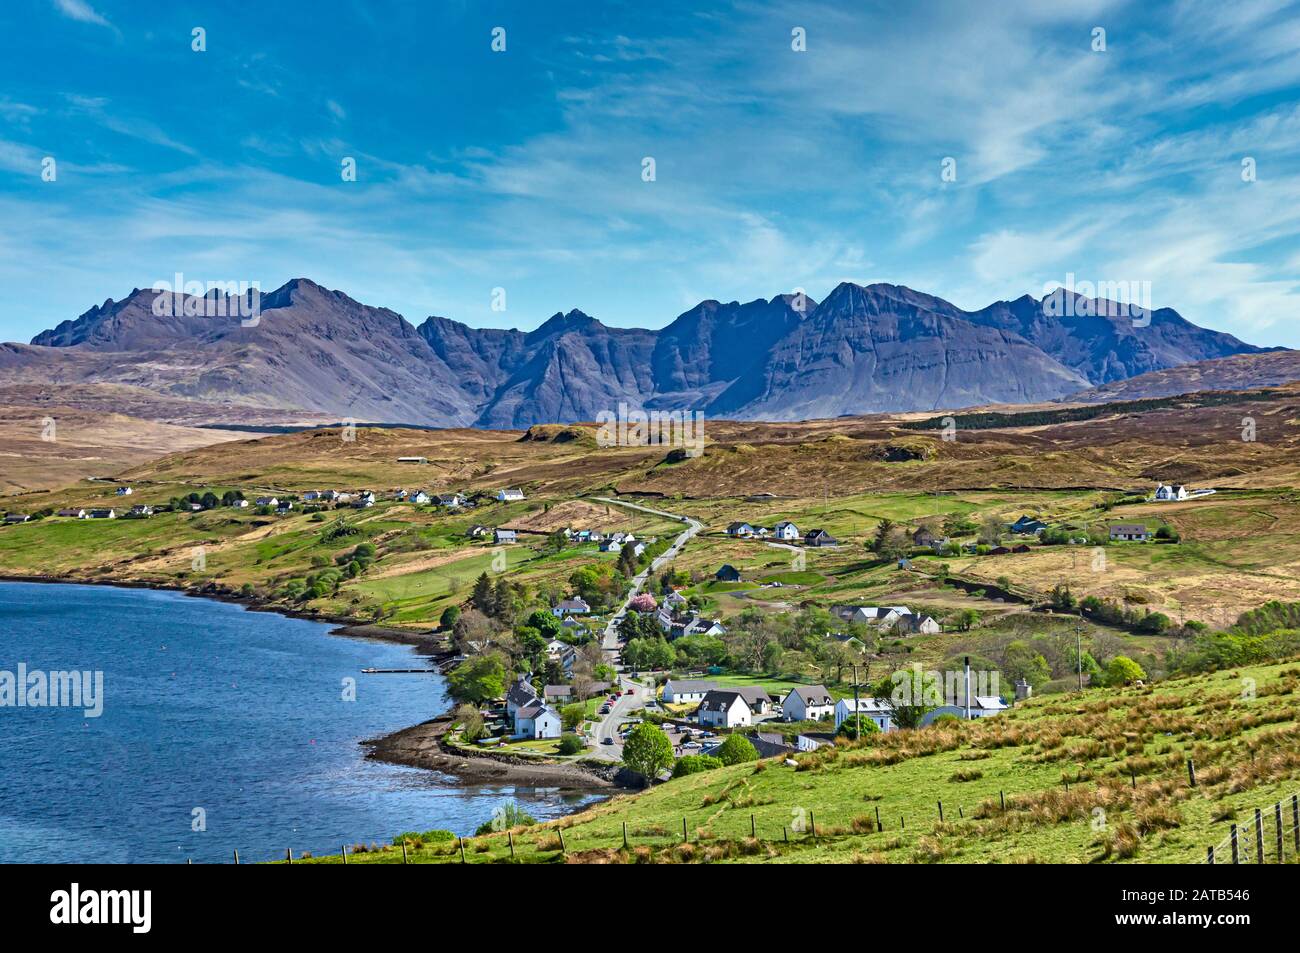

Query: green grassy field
[292,657,1300,864]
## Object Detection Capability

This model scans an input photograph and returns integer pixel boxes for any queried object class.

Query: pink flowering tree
[628,593,658,613]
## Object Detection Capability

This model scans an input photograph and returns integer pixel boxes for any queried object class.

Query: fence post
[1293,794,1299,854]
[286,848,292,864]
[340,845,346,866]
[783,826,788,843]
[750,814,756,838]
[1207,845,1214,864]
[1255,808,1264,864]
[233,849,240,865]
[875,805,882,830]
[810,812,816,837]
[938,800,944,822]
[509,831,516,859]
[682,818,688,843]
[1276,803,1284,863]
[901,815,906,830]
[1231,823,1239,864]
[401,840,408,864]
[1187,758,1196,787]
[558,830,567,855]
[459,837,467,863]
[1000,790,1006,811]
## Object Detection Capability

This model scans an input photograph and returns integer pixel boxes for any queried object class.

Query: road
[586,675,653,761]
[584,497,703,761]
[594,497,703,653]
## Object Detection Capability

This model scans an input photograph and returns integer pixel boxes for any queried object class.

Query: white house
[697,690,753,729]
[514,703,562,739]
[506,676,540,718]
[496,488,525,502]
[1109,523,1149,542]
[773,521,800,541]
[115,486,133,496]
[599,538,622,553]
[834,697,894,733]
[230,499,249,508]
[3,513,31,524]
[396,456,427,464]
[494,528,518,544]
[726,522,755,538]
[255,497,279,508]
[552,597,591,616]
[130,505,154,517]
[662,679,717,704]
[57,508,87,519]
[921,696,1009,724]
[303,491,323,501]
[782,685,834,723]
[410,491,431,504]
[437,493,465,508]
[89,508,116,519]
[894,614,941,635]
[1154,482,1188,501]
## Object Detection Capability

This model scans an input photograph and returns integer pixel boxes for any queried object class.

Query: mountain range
[0,278,1275,427]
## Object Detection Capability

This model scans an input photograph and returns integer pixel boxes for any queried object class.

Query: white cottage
[782,685,834,723]
[697,690,752,729]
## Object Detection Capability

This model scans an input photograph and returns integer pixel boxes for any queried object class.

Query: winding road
[584,497,703,761]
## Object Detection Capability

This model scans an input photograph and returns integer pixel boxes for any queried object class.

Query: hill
[297,656,1300,864]
[1070,350,1300,403]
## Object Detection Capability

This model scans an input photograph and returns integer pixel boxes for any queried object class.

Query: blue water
[0,582,597,863]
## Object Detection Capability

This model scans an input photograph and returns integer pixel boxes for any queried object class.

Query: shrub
[672,754,723,777]
[474,801,537,835]
[837,714,882,740]
[557,733,585,755]
[715,734,759,766]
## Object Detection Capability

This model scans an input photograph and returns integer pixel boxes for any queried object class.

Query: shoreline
[0,572,629,796]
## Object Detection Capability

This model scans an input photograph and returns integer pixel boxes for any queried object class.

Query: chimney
[964,656,971,720]
[1015,678,1032,702]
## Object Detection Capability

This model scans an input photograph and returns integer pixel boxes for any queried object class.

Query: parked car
[601,737,615,745]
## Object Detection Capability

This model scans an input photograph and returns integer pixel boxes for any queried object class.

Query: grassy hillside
[295,657,1300,864]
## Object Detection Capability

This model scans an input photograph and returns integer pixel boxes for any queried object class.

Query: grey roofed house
[663,678,716,694]
[747,732,797,758]
[697,689,750,715]
[715,564,742,582]
[1108,523,1149,540]
[543,685,572,701]
[3,513,31,523]
[494,528,518,544]
[804,528,837,546]
[788,685,834,707]
[735,686,773,711]
[506,678,539,709]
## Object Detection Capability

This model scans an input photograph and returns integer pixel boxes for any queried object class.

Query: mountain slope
[8,278,1273,427]
[1068,349,1300,402]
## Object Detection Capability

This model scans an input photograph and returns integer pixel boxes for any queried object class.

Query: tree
[954,608,979,632]
[557,733,585,755]
[837,714,881,740]
[523,609,562,639]
[560,703,585,731]
[447,652,508,703]
[715,733,760,765]
[871,671,936,729]
[1106,655,1146,686]
[453,703,484,742]
[621,723,674,783]
[628,592,658,613]
[761,640,785,674]
[471,572,494,613]
[439,605,461,630]
[869,518,909,562]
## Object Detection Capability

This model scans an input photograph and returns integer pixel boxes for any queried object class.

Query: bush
[836,714,882,740]
[474,801,537,835]
[672,754,723,778]
[715,734,759,766]
[557,733,584,755]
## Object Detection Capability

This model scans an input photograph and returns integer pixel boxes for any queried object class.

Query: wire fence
[1204,793,1300,864]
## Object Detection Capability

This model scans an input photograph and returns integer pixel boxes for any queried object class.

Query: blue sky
[2,0,1300,345]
